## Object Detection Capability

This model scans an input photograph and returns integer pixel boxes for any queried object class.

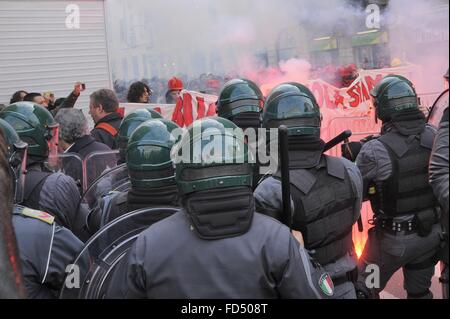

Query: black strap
[22,171,52,209]
[333,268,358,286]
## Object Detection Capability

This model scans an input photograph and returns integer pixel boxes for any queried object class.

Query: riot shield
[79,163,130,213]
[46,153,84,192]
[59,207,179,299]
[428,89,449,128]
[83,150,120,192]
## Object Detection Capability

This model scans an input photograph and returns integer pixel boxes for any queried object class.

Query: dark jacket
[50,91,80,117]
[91,113,123,150]
[12,205,84,299]
[69,135,112,159]
[125,211,330,299]
[430,107,449,263]
[22,162,85,238]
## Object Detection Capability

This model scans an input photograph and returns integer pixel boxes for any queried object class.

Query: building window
[354,44,390,69]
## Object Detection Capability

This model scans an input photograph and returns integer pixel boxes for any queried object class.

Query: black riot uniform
[124,117,334,299]
[254,83,363,299]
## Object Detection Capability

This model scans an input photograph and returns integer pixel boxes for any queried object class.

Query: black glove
[354,280,378,299]
[341,135,378,162]
[341,142,362,162]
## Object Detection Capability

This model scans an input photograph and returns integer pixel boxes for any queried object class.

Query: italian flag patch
[319,273,334,297]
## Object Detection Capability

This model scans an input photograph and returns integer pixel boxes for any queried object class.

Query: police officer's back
[0,128,26,298]
[429,70,449,299]
[351,75,443,299]
[0,102,87,240]
[0,120,84,299]
[87,118,181,235]
[12,206,84,298]
[125,117,333,299]
[254,83,363,299]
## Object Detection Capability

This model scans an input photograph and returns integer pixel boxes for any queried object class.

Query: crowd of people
[0,68,448,300]
[114,73,227,104]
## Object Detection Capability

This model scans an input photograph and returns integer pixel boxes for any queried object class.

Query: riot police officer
[86,118,181,235]
[216,78,264,187]
[116,108,163,164]
[429,69,449,299]
[352,75,443,299]
[84,108,163,200]
[0,128,25,298]
[125,117,333,299]
[216,78,263,131]
[0,102,87,240]
[0,119,84,299]
[254,83,363,299]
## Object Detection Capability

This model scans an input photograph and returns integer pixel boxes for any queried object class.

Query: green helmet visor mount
[218,99,261,119]
[129,165,176,189]
[177,163,253,194]
[266,117,321,136]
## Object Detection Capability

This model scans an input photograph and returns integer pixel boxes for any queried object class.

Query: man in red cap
[166,77,184,104]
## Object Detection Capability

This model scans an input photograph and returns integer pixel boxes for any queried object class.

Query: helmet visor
[276,95,317,119]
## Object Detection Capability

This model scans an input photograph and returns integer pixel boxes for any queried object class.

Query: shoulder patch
[318,273,335,297]
[21,208,55,225]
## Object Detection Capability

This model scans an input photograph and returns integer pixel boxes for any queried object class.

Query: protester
[89,89,123,149]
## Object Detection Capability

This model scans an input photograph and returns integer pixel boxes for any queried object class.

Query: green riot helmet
[262,82,321,137]
[117,108,163,163]
[370,75,419,122]
[216,79,263,130]
[126,118,181,189]
[174,117,252,196]
[0,102,59,159]
[0,118,28,203]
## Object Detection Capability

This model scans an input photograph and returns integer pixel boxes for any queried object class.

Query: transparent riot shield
[60,207,179,299]
[83,151,120,192]
[428,89,449,128]
[46,153,84,192]
[78,163,130,213]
